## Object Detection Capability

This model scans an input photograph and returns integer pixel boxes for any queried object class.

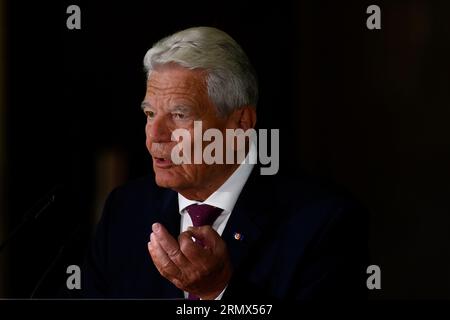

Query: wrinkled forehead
[143,65,221,118]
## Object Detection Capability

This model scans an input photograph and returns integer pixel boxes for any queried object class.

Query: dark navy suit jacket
[78,169,368,300]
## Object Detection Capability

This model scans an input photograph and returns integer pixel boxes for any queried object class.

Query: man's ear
[229,106,257,131]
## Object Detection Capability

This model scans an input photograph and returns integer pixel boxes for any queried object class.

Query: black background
[1,0,449,299]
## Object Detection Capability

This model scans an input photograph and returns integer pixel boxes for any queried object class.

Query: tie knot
[186,204,222,227]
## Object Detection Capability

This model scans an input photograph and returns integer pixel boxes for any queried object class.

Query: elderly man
[80,27,367,300]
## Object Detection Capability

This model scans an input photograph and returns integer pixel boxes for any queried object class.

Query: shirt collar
[178,142,256,215]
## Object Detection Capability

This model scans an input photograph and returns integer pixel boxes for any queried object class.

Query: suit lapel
[155,188,184,299]
[221,167,273,272]
[159,189,181,239]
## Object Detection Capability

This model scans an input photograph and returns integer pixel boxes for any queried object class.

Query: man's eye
[172,112,185,120]
[145,111,155,119]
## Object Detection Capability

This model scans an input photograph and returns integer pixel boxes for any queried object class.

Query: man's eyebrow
[141,101,152,110]
[170,105,192,113]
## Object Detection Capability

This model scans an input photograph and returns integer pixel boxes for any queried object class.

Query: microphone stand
[0,185,62,254]
[30,224,81,299]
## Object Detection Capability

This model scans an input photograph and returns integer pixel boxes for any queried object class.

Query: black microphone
[0,184,63,254]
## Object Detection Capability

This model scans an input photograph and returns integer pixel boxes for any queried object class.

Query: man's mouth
[153,156,174,168]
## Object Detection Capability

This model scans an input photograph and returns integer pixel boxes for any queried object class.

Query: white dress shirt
[177,143,256,299]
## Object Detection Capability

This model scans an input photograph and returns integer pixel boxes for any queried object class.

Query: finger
[188,225,221,248]
[178,231,208,264]
[148,232,182,281]
[180,229,219,265]
[152,223,191,268]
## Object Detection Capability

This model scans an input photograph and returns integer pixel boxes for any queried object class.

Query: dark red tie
[186,204,222,228]
[185,203,222,300]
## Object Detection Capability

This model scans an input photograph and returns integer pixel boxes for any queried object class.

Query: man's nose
[147,116,171,143]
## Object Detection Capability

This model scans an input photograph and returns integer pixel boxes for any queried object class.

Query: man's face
[142,64,236,198]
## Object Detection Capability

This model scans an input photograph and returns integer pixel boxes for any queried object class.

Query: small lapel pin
[233,232,243,241]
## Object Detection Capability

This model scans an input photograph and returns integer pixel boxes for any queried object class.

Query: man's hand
[147,222,232,300]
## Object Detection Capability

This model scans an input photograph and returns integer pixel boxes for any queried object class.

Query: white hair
[143,26,258,116]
